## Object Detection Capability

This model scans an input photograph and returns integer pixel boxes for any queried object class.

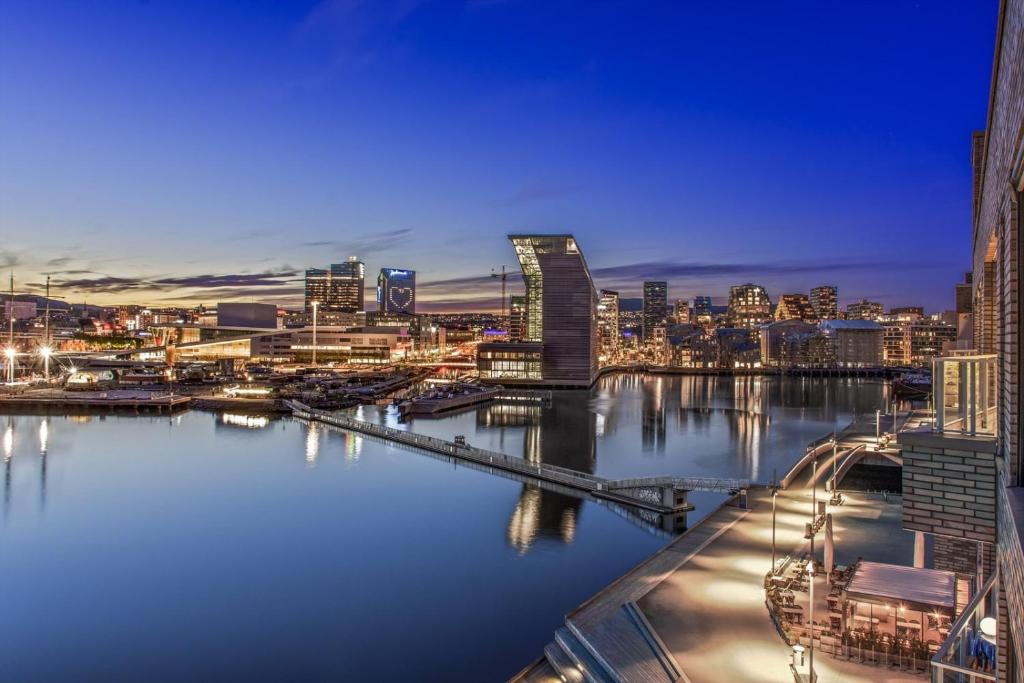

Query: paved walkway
[639,430,923,683]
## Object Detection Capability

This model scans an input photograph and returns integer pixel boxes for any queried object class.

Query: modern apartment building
[693,295,713,324]
[810,285,838,320]
[727,283,771,330]
[774,293,817,323]
[846,299,885,321]
[901,4,1023,678]
[642,281,668,340]
[674,298,691,324]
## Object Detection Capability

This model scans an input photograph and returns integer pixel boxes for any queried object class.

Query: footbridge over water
[286,401,749,516]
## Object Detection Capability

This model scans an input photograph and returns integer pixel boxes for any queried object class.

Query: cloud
[45,256,74,267]
[589,259,939,284]
[499,180,584,206]
[300,228,413,258]
[0,250,21,268]
[152,271,299,288]
[47,270,302,298]
[419,271,520,289]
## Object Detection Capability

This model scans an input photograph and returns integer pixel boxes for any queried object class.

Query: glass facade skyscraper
[642,281,667,339]
[376,268,416,315]
[304,258,366,313]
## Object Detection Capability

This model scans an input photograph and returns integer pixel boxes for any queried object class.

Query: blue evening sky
[0,1,998,311]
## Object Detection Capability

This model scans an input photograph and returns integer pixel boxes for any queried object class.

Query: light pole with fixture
[311,301,320,368]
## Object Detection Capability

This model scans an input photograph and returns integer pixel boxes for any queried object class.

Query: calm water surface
[0,374,886,681]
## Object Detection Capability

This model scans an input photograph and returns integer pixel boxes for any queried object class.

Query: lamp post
[808,563,816,682]
[771,468,778,574]
[39,346,52,382]
[311,301,319,368]
[4,347,14,384]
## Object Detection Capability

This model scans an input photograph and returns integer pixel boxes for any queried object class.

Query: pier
[513,412,917,683]
[0,389,191,413]
[287,400,747,515]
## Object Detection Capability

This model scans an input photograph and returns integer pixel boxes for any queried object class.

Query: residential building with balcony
[810,285,838,320]
[846,299,885,321]
[597,289,620,360]
[774,293,817,323]
[727,283,772,332]
[901,4,1023,678]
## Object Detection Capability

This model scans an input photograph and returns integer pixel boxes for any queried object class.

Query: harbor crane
[491,265,512,319]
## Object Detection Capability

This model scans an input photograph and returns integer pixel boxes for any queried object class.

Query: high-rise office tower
[642,281,668,339]
[809,285,838,321]
[377,268,415,315]
[304,268,330,313]
[727,283,772,329]
[598,289,620,357]
[693,296,713,324]
[330,257,365,313]
[674,299,691,324]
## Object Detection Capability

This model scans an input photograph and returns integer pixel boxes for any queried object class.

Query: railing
[932,354,997,437]
[931,573,998,682]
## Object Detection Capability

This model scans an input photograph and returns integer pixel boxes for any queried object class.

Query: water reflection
[506,485,580,554]
[382,374,887,483]
[306,423,320,465]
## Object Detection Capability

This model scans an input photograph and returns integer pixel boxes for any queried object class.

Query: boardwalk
[515,414,922,683]
[288,401,747,515]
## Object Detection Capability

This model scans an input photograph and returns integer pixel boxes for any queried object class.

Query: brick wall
[901,430,998,544]
[996,478,1024,679]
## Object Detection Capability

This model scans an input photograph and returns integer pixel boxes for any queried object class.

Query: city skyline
[0,1,997,311]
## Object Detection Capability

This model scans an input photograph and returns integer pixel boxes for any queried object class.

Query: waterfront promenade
[515,417,921,683]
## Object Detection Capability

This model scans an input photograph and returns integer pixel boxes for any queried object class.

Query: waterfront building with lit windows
[376,268,416,315]
[598,289,620,360]
[773,293,817,322]
[809,285,838,320]
[642,281,668,340]
[476,234,598,386]
[727,283,771,331]
[846,298,885,321]
[818,319,883,367]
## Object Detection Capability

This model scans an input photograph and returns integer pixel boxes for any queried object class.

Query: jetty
[0,388,191,413]
[287,400,747,516]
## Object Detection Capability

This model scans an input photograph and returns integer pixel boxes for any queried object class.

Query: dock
[287,400,747,515]
[511,412,915,683]
[0,389,191,413]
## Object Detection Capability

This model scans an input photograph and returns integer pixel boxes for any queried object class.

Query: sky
[0,0,999,312]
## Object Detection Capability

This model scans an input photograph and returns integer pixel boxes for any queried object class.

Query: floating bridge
[286,400,749,515]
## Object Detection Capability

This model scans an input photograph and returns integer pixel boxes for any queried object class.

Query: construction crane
[491,265,511,319]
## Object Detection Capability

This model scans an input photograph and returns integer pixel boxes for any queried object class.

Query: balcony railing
[932,353,997,437]
[931,573,998,682]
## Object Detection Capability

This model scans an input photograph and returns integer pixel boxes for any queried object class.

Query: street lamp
[311,301,320,368]
[807,563,817,682]
[39,345,52,382]
[4,347,15,383]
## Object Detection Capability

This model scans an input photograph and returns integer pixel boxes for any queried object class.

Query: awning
[845,561,956,611]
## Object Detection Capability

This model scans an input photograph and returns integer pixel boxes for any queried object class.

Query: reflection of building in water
[506,484,581,554]
[476,403,543,428]
[39,419,48,509]
[521,391,596,473]
[641,377,666,453]
[305,423,320,464]
[219,413,270,429]
[3,419,12,514]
